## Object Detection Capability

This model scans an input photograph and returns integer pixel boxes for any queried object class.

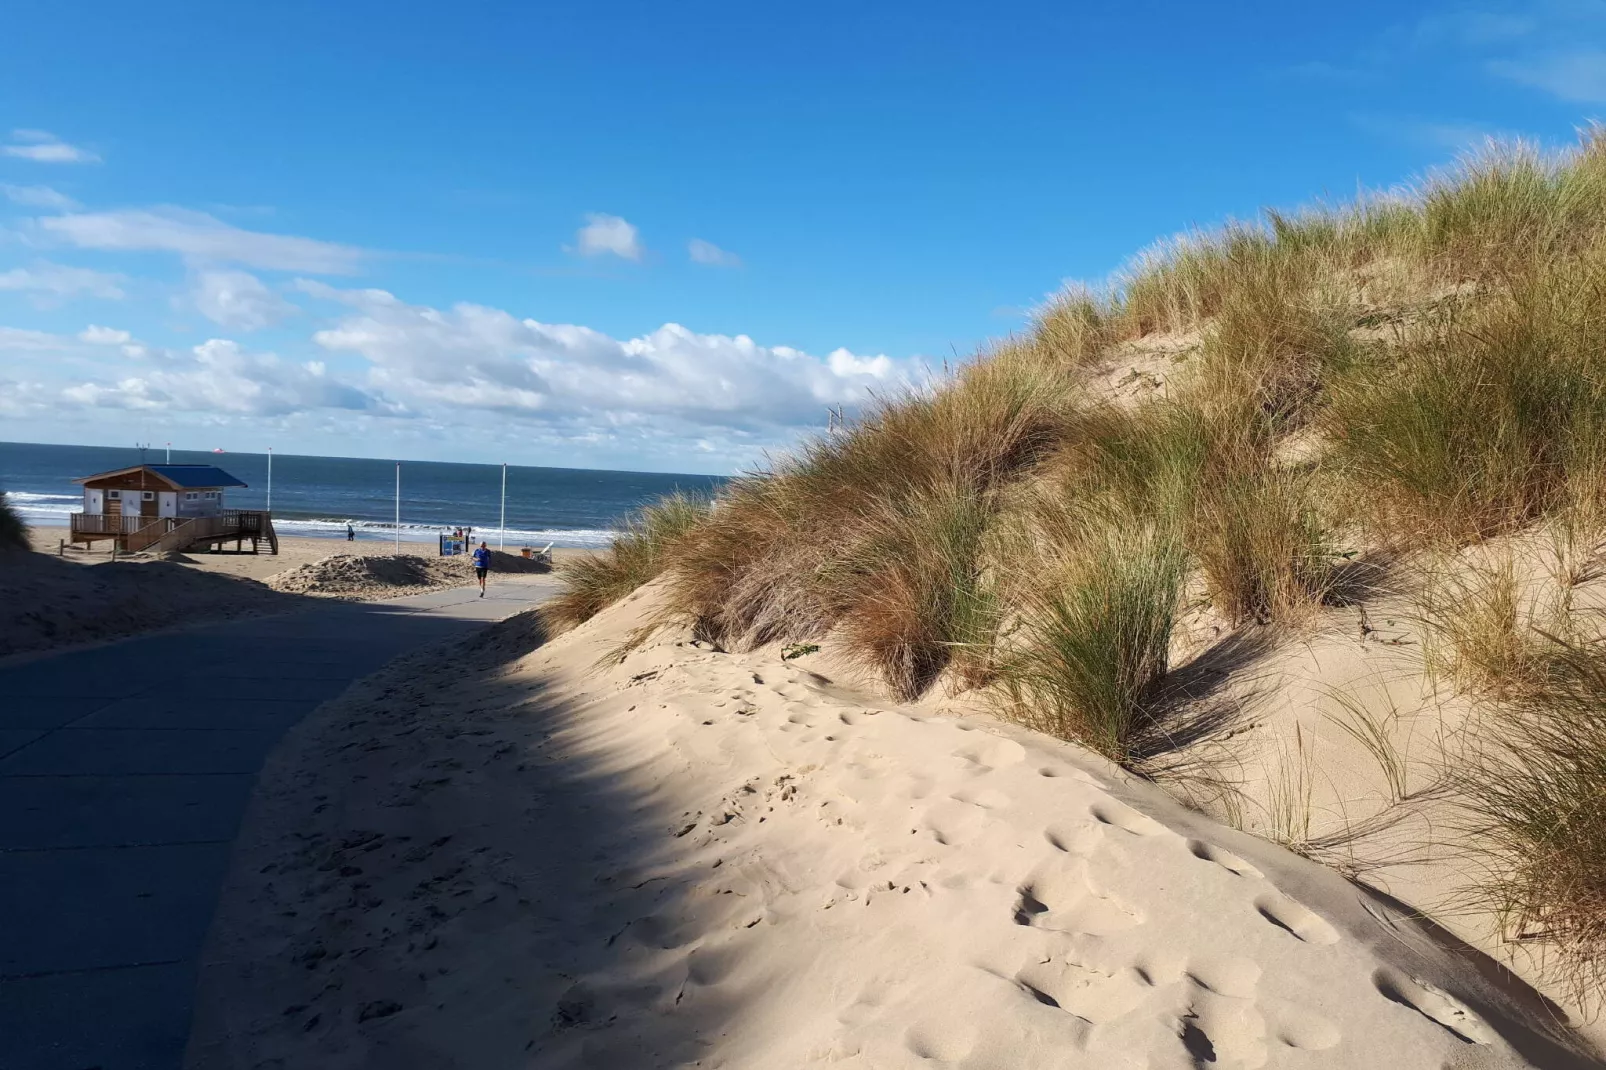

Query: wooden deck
[70,510,279,555]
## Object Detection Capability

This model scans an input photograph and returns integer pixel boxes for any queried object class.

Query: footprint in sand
[923,801,988,846]
[1043,822,1103,856]
[1088,800,1168,837]
[952,737,1027,773]
[1372,968,1495,1044]
[1269,1002,1341,1050]
[624,912,699,951]
[1014,959,1150,1024]
[1185,955,1262,999]
[1187,839,1263,878]
[1013,868,1145,937]
[1181,999,1269,1068]
[1254,891,1340,946]
[903,1018,977,1061]
[949,787,1012,810]
[685,942,743,986]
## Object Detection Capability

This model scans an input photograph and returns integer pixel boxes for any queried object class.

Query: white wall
[177,490,224,516]
[84,488,103,514]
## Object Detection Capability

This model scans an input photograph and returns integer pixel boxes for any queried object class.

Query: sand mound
[189,583,1601,1069]
[265,550,550,598]
[264,554,465,595]
[0,552,292,659]
[485,548,553,573]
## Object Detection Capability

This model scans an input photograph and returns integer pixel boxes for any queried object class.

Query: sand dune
[187,584,1602,1069]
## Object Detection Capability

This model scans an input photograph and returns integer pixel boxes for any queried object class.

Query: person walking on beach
[472,540,491,597]
[346,523,355,542]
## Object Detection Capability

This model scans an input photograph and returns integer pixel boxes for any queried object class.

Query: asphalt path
[0,577,559,1070]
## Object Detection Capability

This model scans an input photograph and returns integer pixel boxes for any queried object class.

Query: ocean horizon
[0,441,726,549]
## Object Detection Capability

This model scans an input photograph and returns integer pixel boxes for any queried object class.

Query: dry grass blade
[1455,629,1606,1005]
[544,493,709,631]
[1323,691,1410,804]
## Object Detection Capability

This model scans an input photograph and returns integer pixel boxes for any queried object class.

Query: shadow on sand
[185,611,753,1070]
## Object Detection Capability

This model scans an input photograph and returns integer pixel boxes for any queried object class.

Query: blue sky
[1,0,1603,474]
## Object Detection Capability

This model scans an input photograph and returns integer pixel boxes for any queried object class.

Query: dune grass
[663,352,1081,695]
[1458,630,1606,1002]
[541,493,709,632]
[1326,253,1606,546]
[0,492,28,553]
[549,133,1606,990]
[562,133,1606,681]
[993,519,1187,763]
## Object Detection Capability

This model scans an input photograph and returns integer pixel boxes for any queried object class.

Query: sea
[0,441,727,549]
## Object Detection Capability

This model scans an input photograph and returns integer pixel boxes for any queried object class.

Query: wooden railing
[72,510,277,553]
[70,513,152,536]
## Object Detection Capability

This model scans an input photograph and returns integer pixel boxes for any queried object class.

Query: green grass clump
[1190,465,1333,626]
[0,491,28,552]
[665,352,1078,695]
[543,493,709,631]
[1458,630,1606,1002]
[823,481,995,700]
[1327,254,1606,545]
[994,520,1187,764]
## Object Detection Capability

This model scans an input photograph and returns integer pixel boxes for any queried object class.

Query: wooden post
[58,539,64,557]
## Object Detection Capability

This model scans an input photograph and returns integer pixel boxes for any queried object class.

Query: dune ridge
[187,584,1599,1069]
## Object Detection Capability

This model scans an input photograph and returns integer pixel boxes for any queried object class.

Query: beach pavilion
[68,463,279,554]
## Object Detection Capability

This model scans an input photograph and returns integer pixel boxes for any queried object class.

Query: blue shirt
[472,547,491,569]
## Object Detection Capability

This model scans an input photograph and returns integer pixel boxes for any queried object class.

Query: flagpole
[266,447,273,513]
[165,442,171,464]
[395,462,401,552]
[499,462,507,551]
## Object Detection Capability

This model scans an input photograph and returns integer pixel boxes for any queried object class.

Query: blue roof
[146,464,247,488]
[76,464,248,489]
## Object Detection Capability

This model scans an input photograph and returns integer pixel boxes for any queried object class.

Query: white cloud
[574,213,643,260]
[0,184,79,210]
[0,376,52,417]
[3,276,924,467]
[0,261,126,301]
[2,130,99,164]
[1490,49,1606,103]
[190,269,296,330]
[59,338,384,417]
[38,208,362,273]
[0,326,78,352]
[300,284,920,443]
[79,325,132,345]
[688,238,742,267]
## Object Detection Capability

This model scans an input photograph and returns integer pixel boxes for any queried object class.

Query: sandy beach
[185,582,1602,1069]
[23,526,590,582]
[1,527,587,661]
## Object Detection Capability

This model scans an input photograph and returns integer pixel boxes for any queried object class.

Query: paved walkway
[0,578,560,1070]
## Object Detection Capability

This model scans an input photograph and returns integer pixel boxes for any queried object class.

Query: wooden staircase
[117,511,279,555]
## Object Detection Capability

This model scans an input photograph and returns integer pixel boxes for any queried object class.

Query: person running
[472,540,491,597]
